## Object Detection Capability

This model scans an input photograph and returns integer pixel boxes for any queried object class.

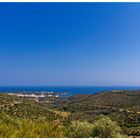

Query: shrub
[0,123,16,138]
[0,112,19,138]
[12,119,66,138]
[0,111,66,138]
[92,115,123,138]
[124,126,140,136]
[67,120,94,138]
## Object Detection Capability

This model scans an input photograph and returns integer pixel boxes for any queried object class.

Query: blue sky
[0,3,140,86]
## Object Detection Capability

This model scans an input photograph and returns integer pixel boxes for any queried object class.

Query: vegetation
[0,90,140,137]
[92,115,124,138]
[0,111,66,138]
[0,110,123,138]
[67,121,94,138]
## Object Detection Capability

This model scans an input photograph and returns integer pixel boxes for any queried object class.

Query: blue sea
[0,86,140,96]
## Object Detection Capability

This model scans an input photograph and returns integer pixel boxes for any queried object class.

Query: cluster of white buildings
[8,92,60,99]
[8,93,46,98]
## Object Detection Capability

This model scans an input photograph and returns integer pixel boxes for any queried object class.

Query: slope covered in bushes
[0,90,140,137]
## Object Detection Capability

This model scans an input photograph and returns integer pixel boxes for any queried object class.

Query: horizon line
[1,85,140,87]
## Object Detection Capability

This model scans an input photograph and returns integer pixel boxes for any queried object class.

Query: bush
[0,123,16,138]
[10,119,66,138]
[0,111,19,138]
[67,120,94,138]
[124,126,140,136]
[0,111,124,138]
[0,111,66,138]
[92,115,123,138]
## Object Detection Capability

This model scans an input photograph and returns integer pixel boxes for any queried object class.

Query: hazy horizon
[1,3,140,86]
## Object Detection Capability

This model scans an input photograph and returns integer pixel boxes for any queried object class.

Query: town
[8,91,68,100]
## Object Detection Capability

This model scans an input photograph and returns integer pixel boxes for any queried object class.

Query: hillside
[49,90,140,136]
[0,90,140,137]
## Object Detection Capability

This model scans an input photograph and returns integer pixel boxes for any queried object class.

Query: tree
[92,115,123,138]
[67,120,93,138]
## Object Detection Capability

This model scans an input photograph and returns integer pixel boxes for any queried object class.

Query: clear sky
[0,3,140,86]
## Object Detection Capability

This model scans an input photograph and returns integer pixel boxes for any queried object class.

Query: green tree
[67,120,94,138]
[92,115,123,138]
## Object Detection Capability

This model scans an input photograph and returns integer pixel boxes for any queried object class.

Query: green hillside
[0,90,140,137]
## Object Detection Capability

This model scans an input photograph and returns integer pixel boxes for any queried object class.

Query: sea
[0,86,140,96]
